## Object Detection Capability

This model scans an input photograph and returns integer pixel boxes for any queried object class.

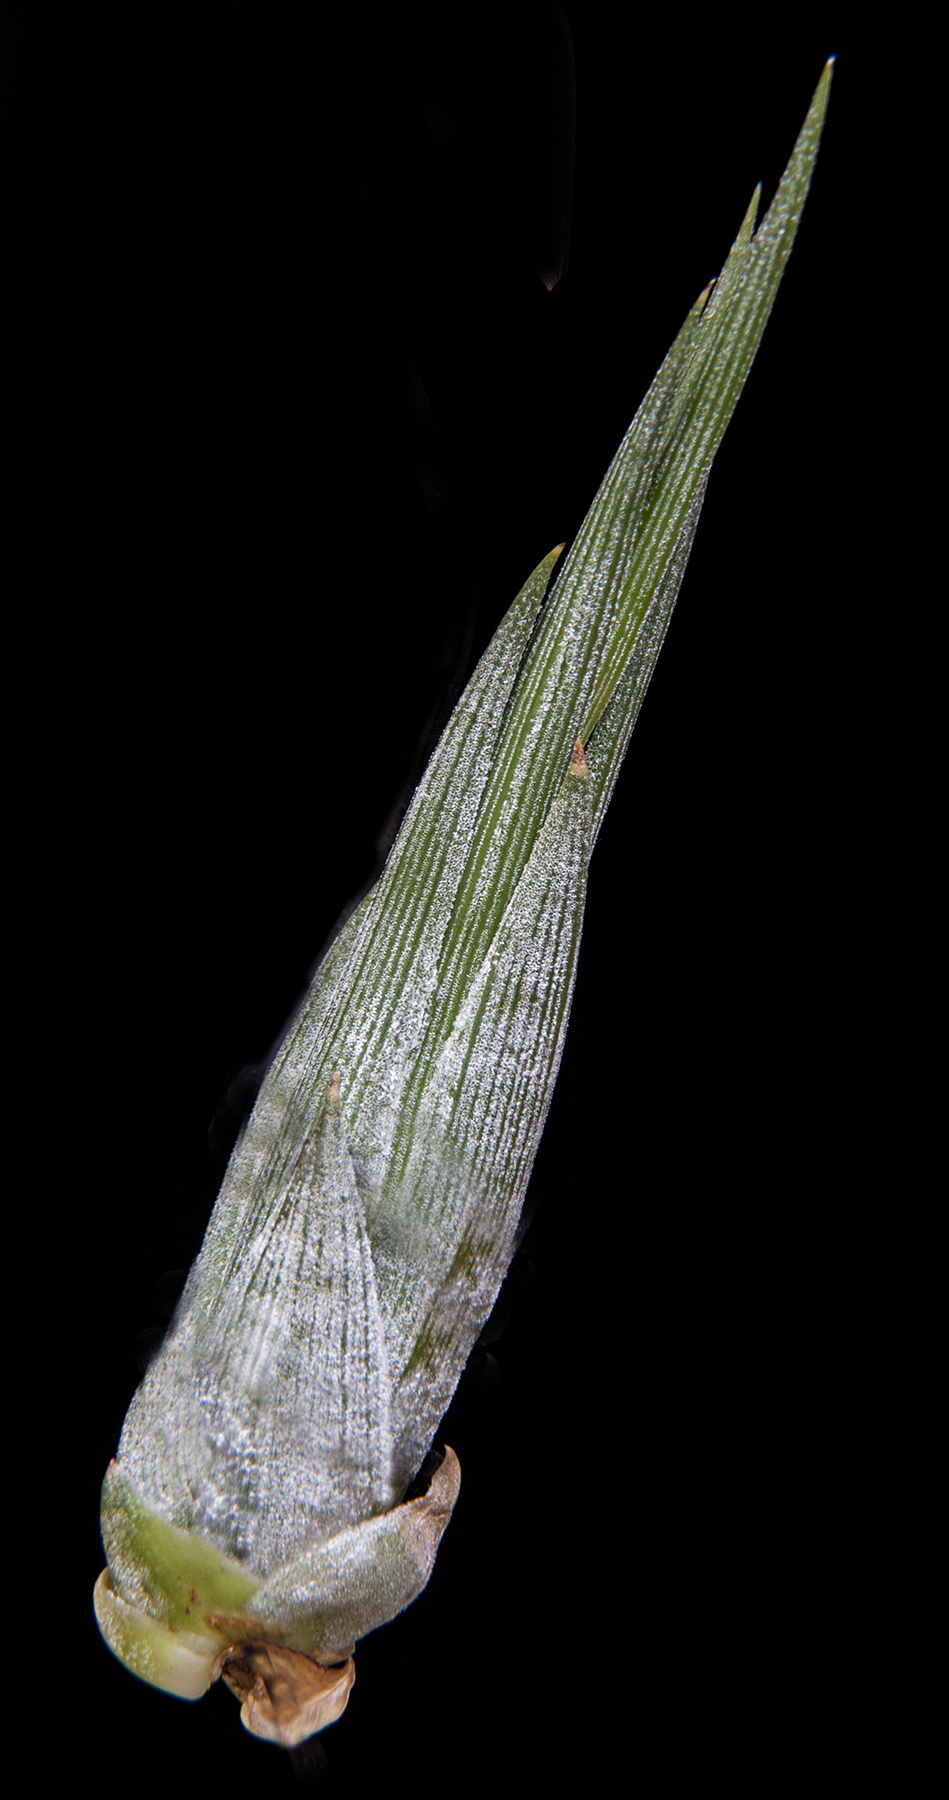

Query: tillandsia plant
[95,62,833,1749]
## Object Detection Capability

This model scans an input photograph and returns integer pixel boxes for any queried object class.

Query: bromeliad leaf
[379,741,592,1489]
[118,1078,396,1574]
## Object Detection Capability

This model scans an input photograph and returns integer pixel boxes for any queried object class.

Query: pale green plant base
[96,1448,460,1741]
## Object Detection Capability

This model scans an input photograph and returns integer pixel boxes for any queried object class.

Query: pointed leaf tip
[808,57,835,127]
[740,185,761,244]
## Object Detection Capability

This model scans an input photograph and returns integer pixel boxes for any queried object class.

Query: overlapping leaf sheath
[101,62,832,1710]
[116,545,571,1569]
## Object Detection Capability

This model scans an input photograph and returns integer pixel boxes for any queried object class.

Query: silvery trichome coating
[94,62,833,1749]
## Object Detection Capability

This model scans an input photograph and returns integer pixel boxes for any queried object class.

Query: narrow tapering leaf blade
[432,61,833,1025]
[380,748,592,1485]
[200,549,563,1279]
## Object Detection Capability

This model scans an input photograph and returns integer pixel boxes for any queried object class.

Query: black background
[5,4,918,1792]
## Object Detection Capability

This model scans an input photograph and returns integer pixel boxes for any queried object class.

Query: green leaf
[437,60,834,1012]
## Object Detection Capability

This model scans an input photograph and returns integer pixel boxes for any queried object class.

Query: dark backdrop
[4,5,913,1793]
